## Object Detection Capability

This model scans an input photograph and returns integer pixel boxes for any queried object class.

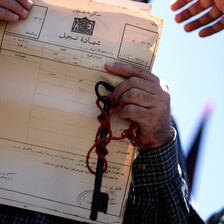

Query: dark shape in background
[186,100,214,193]
[139,0,150,3]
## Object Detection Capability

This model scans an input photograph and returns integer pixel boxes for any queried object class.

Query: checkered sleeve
[123,127,193,224]
[132,129,178,187]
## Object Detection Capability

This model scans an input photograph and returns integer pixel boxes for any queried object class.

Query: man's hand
[0,0,33,22]
[171,0,224,37]
[105,63,171,150]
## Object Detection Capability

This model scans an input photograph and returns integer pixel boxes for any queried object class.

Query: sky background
[149,0,224,221]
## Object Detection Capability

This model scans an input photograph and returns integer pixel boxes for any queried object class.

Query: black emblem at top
[71,17,95,36]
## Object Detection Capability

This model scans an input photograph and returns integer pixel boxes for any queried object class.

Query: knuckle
[124,104,135,114]
[162,90,170,105]
[159,98,170,114]
[127,77,139,87]
[120,104,136,117]
[153,75,160,83]
[126,89,138,101]
[131,65,146,75]
[161,101,170,112]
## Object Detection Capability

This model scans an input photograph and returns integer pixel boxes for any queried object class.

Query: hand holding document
[0,0,163,223]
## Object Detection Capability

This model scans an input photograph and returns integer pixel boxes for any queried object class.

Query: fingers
[174,0,214,23]
[119,96,169,122]
[105,62,159,83]
[0,7,19,21]
[105,63,164,105]
[171,0,224,37]
[184,5,223,31]
[171,0,193,11]
[215,0,224,13]
[17,0,33,10]
[105,62,170,118]
[119,102,171,149]
[112,77,158,105]
[105,62,171,148]
[119,104,151,124]
[112,76,170,122]
[118,87,161,108]
[0,0,33,21]
[199,16,224,37]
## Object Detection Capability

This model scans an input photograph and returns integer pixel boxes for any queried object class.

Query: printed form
[0,0,163,223]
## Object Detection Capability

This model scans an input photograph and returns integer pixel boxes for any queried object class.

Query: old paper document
[94,0,152,14]
[0,0,163,223]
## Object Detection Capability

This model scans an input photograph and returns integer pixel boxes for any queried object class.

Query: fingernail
[105,62,114,69]
[22,9,29,17]
[27,0,33,9]
[175,14,182,23]
[12,13,19,21]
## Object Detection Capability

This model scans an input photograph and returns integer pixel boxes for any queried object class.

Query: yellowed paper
[0,0,163,223]
[93,0,152,14]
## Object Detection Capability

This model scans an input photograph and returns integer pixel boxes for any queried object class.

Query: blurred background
[149,0,224,221]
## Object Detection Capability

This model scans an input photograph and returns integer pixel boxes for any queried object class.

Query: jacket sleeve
[123,128,191,224]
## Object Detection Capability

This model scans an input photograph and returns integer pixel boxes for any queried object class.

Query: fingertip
[199,28,214,37]
[175,14,182,23]
[170,0,183,11]
[105,62,114,71]
[13,13,20,21]
[184,23,191,32]
[26,0,34,10]
[199,30,207,37]
[19,9,29,19]
[8,13,19,22]
[170,2,178,11]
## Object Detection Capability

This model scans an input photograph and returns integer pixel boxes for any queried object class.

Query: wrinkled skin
[105,63,171,150]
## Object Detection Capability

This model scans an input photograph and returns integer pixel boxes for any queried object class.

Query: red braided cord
[86,96,155,174]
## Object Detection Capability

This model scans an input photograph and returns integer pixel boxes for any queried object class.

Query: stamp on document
[71,17,95,36]
[77,190,92,208]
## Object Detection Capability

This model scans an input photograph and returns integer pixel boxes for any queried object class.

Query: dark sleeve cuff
[132,127,178,187]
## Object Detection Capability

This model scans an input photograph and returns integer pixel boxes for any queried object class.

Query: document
[0,0,163,223]
[94,0,152,14]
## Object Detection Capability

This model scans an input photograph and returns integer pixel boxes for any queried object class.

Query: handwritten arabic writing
[25,31,38,37]
[38,68,95,96]
[150,20,158,28]
[72,9,101,17]
[13,145,127,180]
[43,162,124,180]
[119,52,149,67]
[131,39,154,48]
[32,16,43,21]
[89,47,114,56]
[14,53,26,59]
[0,172,17,181]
